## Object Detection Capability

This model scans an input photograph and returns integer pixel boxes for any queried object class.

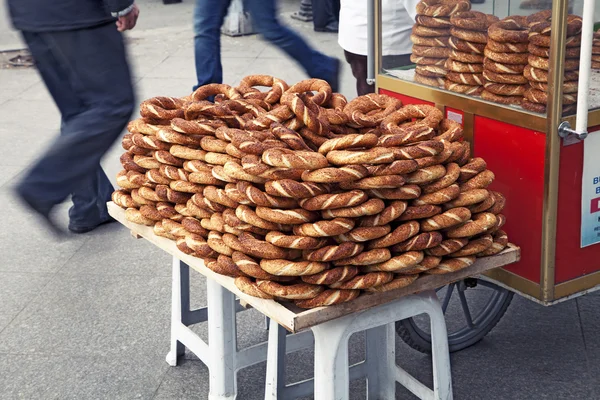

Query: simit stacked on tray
[444,11,499,96]
[592,30,600,70]
[410,0,472,88]
[481,16,530,106]
[113,75,510,309]
[523,10,582,114]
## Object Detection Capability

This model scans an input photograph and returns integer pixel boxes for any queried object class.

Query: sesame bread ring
[445,59,484,73]
[207,231,233,256]
[139,96,185,121]
[410,55,448,66]
[392,140,445,160]
[366,275,420,292]
[237,75,289,104]
[262,148,329,170]
[450,27,488,43]
[412,25,450,38]
[484,48,528,65]
[193,193,227,213]
[415,15,452,28]
[414,73,446,88]
[169,145,206,162]
[116,170,141,190]
[524,88,577,105]
[336,225,391,243]
[448,36,486,54]
[139,205,163,221]
[400,255,442,274]
[162,219,191,237]
[414,144,453,168]
[131,189,155,206]
[133,155,160,170]
[527,12,582,37]
[189,171,224,186]
[488,16,529,43]
[222,208,247,227]
[368,221,420,249]
[236,181,297,209]
[446,212,497,238]
[256,206,319,225]
[295,289,361,308]
[202,213,226,232]
[231,252,293,281]
[330,272,394,290]
[182,160,211,174]
[343,94,402,128]
[444,81,484,96]
[483,82,526,96]
[367,160,419,176]
[155,150,186,167]
[520,100,576,114]
[234,276,274,299]
[203,186,239,208]
[381,103,443,133]
[398,205,442,221]
[421,163,460,194]
[450,11,497,31]
[260,259,329,276]
[127,119,162,136]
[299,190,368,211]
[359,201,407,227]
[181,217,210,236]
[529,55,579,71]
[170,180,205,194]
[446,72,484,86]
[256,280,324,300]
[265,179,331,198]
[171,118,225,136]
[459,170,495,191]
[293,218,355,237]
[410,34,450,47]
[392,232,444,252]
[486,39,528,53]
[415,0,470,17]
[415,65,448,78]
[340,175,406,190]
[426,238,469,256]
[184,233,216,256]
[156,128,202,147]
[426,256,475,274]
[301,165,369,183]
[482,70,528,84]
[220,233,245,253]
[450,234,493,257]
[445,189,490,208]
[112,190,137,209]
[488,213,506,235]
[204,256,244,277]
[200,136,228,153]
[333,248,391,266]
[238,232,291,260]
[367,185,422,200]
[265,231,328,250]
[303,242,364,262]
[450,49,484,64]
[413,184,460,205]
[283,78,332,106]
[421,207,471,231]
[445,142,469,163]
[318,133,379,154]
[270,122,311,151]
[478,230,508,256]
[224,183,252,205]
[529,80,579,94]
[528,43,580,59]
[130,133,171,151]
[301,266,359,285]
[256,166,305,181]
[406,165,447,184]
[235,205,286,231]
[362,251,424,273]
[458,158,487,181]
[244,104,295,131]
[281,94,326,135]
[191,83,241,102]
[412,45,451,58]
[483,59,525,74]
[468,194,495,214]
[322,198,386,219]
[488,191,506,214]
[223,161,269,184]
[137,186,162,202]
[326,147,395,165]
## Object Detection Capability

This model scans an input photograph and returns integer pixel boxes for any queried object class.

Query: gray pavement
[1,1,599,399]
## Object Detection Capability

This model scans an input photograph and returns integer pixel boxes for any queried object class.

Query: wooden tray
[108,202,521,332]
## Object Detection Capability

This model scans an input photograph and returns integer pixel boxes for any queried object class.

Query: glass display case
[373,0,600,304]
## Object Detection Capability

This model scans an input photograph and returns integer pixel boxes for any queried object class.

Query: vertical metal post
[541,0,569,302]
[367,0,375,85]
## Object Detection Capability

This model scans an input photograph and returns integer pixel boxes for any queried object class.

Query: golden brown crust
[295,289,360,308]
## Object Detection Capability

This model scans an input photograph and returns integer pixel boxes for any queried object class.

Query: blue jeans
[19,23,134,228]
[193,0,338,90]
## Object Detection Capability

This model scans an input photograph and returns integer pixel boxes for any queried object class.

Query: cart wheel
[396,278,513,353]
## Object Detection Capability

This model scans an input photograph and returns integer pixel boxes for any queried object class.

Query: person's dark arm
[105,0,140,31]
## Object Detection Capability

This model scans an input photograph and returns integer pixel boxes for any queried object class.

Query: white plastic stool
[264,290,453,400]
[166,258,314,400]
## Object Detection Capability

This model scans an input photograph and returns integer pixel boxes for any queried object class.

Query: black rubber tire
[396,279,514,353]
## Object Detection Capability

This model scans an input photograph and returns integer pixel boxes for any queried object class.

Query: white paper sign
[581,132,600,247]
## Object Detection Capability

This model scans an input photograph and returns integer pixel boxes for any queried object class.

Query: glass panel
[377,0,600,115]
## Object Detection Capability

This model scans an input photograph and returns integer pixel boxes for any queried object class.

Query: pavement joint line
[575,298,597,398]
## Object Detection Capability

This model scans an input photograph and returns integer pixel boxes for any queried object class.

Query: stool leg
[424,291,453,400]
[365,324,396,399]
[207,278,237,400]
[264,319,287,400]
[312,320,351,400]
[166,258,187,366]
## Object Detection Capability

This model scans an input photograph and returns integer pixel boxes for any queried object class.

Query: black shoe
[329,58,341,93]
[314,22,339,33]
[68,216,116,234]
[163,0,182,4]
[16,186,66,237]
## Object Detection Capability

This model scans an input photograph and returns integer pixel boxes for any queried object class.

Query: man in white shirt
[339,0,418,95]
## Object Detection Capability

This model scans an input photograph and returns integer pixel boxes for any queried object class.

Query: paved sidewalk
[1,1,599,399]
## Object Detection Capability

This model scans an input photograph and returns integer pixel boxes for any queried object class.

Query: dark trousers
[312,0,339,30]
[193,0,338,89]
[19,23,134,228]
[344,50,412,96]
